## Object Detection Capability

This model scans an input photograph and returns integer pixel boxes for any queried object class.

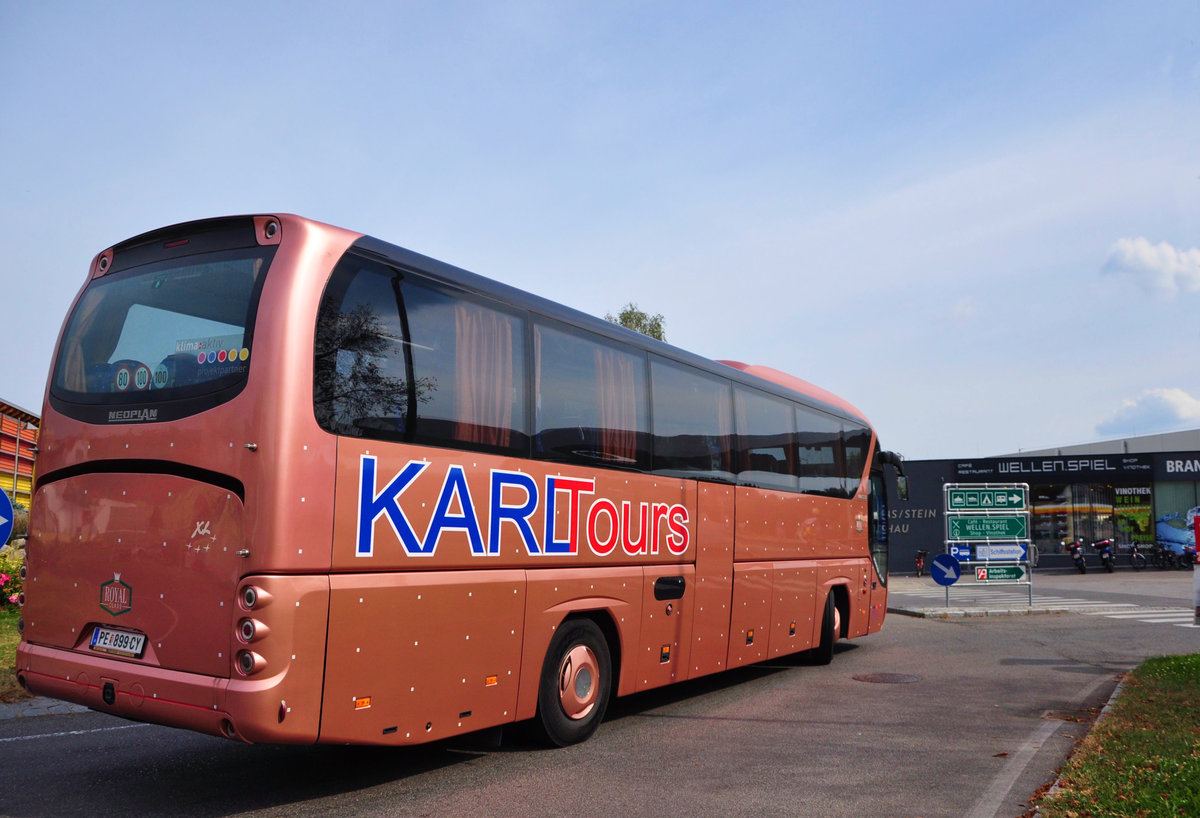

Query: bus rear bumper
[17,641,232,737]
[15,642,319,743]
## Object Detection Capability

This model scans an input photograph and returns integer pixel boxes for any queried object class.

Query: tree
[605,303,666,342]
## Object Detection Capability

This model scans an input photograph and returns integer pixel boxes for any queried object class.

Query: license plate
[89,626,147,659]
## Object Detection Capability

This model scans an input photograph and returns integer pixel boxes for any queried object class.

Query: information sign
[946,486,1028,511]
[975,543,1028,561]
[976,565,1026,582]
[948,543,972,561]
[946,515,1028,541]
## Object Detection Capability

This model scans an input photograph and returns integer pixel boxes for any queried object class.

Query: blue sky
[2,1,1198,459]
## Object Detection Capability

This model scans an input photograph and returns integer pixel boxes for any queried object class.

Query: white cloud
[1101,237,1200,297]
[1096,387,1200,437]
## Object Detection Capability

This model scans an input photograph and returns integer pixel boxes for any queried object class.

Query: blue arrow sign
[931,553,961,586]
[0,490,13,546]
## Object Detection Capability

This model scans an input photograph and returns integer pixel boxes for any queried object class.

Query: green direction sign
[946,515,1029,541]
[946,486,1028,511]
[976,565,1026,582]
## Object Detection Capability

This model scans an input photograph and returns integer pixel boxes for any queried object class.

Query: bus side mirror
[878,450,908,501]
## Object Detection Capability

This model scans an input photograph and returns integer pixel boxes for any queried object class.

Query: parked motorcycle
[1065,539,1087,573]
[1180,544,1196,571]
[1093,538,1115,573]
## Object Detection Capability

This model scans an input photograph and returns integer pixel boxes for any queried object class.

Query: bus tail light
[236,650,266,676]
[238,618,269,643]
[240,585,273,611]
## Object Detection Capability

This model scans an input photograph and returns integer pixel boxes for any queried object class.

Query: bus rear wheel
[534,618,612,747]
[806,591,840,666]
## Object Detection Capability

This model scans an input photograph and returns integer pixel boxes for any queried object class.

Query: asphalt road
[2,571,1195,818]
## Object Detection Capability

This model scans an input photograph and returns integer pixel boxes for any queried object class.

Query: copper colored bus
[17,214,900,746]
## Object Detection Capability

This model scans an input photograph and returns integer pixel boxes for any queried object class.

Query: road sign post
[942,483,1033,606]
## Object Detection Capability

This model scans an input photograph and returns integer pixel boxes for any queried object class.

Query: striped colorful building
[1,398,39,508]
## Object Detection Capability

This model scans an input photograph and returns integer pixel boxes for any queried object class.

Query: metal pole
[12,420,22,505]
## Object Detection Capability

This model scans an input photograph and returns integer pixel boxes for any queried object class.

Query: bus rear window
[51,248,269,408]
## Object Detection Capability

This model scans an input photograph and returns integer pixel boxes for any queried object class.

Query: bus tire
[534,618,612,747]
[806,591,839,666]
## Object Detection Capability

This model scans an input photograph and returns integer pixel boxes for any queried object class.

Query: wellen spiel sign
[956,456,1152,482]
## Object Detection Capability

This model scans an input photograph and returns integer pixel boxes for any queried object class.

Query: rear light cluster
[235,584,273,677]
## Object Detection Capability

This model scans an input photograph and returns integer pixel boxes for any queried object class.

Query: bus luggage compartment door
[636,566,694,692]
[319,570,526,745]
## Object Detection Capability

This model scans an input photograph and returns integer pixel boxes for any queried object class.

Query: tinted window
[795,405,844,497]
[534,324,649,469]
[650,358,734,481]
[734,387,797,491]
[843,423,872,496]
[51,248,269,405]
[314,255,527,454]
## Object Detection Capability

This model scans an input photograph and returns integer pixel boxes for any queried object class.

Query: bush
[9,500,28,540]
[0,550,23,610]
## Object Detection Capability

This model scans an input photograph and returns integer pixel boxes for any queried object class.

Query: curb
[1037,674,1128,811]
[886,605,1181,620]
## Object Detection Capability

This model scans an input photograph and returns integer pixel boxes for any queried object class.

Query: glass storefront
[1031,484,1116,554]
[1152,481,1198,556]
[1031,481,1198,555]
[1112,485,1154,551]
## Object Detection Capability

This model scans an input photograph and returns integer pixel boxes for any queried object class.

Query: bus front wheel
[534,618,612,747]
[806,591,840,666]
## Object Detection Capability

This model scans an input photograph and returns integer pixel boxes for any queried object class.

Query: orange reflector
[660,645,671,663]
[354,697,372,710]
[746,629,755,645]
[485,675,498,687]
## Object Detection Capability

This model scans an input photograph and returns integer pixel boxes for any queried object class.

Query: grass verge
[1,608,32,704]
[1037,653,1200,816]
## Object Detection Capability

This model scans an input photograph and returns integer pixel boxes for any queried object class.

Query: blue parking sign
[948,543,972,561]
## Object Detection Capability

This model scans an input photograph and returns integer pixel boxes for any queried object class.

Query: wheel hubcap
[558,644,599,720]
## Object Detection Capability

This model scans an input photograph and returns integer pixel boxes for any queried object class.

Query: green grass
[1,608,32,704]
[1037,653,1200,817]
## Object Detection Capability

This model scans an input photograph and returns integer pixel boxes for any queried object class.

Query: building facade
[1,398,39,508]
[887,430,1200,572]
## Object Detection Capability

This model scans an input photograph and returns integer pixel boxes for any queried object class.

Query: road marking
[896,589,1138,609]
[0,723,151,744]
[965,673,1113,818]
[1084,609,1194,626]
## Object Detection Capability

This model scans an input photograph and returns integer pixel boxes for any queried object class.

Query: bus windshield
[51,248,270,407]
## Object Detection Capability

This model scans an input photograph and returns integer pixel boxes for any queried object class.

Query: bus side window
[649,357,734,482]
[734,387,798,492]
[794,404,842,497]
[533,323,650,470]
[402,285,528,454]
[314,259,412,439]
[843,423,871,497]
[314,255,528,455]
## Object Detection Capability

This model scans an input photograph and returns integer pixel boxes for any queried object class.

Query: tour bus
[17,214,900,747]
